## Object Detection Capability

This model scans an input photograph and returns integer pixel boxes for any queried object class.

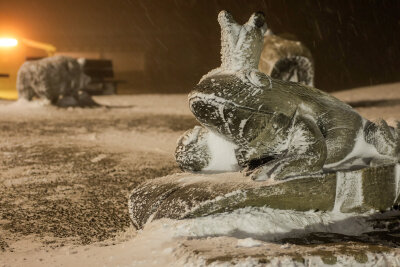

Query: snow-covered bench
[81,59,125,95]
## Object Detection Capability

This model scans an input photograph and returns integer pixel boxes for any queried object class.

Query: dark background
[1,0,399,93]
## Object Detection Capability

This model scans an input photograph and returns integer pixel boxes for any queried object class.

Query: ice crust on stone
[173,207,374,241]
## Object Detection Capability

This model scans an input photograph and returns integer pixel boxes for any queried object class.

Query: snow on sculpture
[175,11,400,180]
[17,55,96,107]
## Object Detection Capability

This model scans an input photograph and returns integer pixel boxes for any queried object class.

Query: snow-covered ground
[1,83,400,266]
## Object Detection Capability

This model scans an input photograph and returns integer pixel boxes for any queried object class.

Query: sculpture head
[218,10,267,71]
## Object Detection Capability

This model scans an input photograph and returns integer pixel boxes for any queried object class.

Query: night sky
[1,0,400,93]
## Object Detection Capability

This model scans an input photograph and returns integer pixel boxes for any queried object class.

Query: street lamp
[0,37,56,56]
[0,38,18,47]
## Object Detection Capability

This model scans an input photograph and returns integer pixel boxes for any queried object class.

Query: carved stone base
[129,164,400,229]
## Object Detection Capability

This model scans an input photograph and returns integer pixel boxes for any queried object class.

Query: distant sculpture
[259,32,314,86]
[175,11,400,180]
[17,55,96,107]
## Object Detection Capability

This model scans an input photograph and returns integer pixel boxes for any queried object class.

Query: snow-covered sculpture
[17,55,96,106]
[175,11,400,180]
[259,32,314,86]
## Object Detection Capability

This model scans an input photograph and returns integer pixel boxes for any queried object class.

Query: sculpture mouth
[247,156,276,170]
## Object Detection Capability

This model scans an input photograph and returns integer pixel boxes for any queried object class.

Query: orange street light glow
[0,38,18,47]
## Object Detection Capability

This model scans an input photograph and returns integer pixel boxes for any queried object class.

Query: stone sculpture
[175,11,400,180]
[259,31,314,86]
[17,55,96,107]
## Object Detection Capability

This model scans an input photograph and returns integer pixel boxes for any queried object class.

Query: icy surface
[173,207,374,240]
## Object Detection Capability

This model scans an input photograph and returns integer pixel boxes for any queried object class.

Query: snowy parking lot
[1,85,400,266]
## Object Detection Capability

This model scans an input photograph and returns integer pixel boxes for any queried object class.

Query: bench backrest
[82,59,114,80]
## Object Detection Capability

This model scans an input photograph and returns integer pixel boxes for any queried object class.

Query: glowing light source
[0,38,18,47]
